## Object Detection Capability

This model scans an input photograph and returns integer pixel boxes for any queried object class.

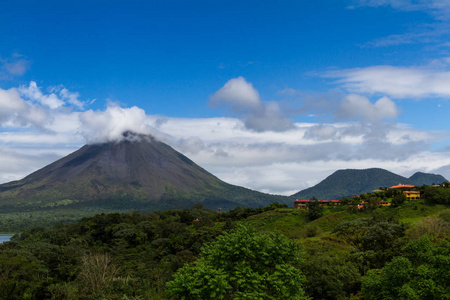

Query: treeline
[0,201,449,299]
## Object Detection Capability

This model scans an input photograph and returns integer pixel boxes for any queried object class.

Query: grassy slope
[242,201,450,241]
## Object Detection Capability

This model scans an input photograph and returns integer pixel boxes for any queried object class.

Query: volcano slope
[0,133,288,213]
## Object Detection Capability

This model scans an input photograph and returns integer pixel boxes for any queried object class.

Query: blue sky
[2,0,450,195]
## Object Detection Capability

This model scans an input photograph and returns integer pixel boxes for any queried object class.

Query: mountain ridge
[292,168,448,200]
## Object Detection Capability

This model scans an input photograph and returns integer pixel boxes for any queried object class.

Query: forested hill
[292,168,447,200]
[1,199,449,299]
[409,172,447,186]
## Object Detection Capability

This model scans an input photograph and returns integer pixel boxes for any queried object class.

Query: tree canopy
[167,225,308,300]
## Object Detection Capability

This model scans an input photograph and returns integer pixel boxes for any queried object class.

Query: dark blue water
[0,235,13,244]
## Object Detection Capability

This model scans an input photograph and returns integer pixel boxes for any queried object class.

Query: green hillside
[409,171,448,186]
[1,199,448,299]
[292,168,447,200]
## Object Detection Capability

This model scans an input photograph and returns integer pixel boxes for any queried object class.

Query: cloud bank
[0,80,449,195]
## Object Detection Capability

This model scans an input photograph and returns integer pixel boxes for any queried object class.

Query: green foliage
[306,199,323,221]
[422,186,450,205]
[391,193,406,207]
[301,253,361,299]
[0,200,448,299]
[167,225,308,300]
[332,216,406,270]
[0,249,48,299]
[362,237,450,299]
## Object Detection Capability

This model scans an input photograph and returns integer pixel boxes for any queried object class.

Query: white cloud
[0,108,448,195]
[0,81,449,196]
[337,94,399,121]
[58,87,85,109]
[210,76,261,111]
[0,88,27,116]
[18,81,86,109]
[0,87,51,128]
[79,105,156,144]
[210,77,293,132]
[19,81,65,109]
[324,64,450,99]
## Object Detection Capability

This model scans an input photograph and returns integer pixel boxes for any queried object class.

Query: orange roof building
[389,184,415,189]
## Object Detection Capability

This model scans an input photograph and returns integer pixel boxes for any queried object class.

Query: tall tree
[167,225,308,299]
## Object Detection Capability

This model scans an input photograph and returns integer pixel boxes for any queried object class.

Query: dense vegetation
[1,188,449,299]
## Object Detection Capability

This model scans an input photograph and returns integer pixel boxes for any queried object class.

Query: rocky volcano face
[0,133,287,212]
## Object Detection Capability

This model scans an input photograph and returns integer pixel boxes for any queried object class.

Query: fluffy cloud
[0,81,449,196]
[210,76,261,111]
[79,105,156,144]
[19,81,85,109]
[0,107,448,195]
[337,94,399,121]
[324,65,450,99]
[0,87,50,128]
[210,77,293,132]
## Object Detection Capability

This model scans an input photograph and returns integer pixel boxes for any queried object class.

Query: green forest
[1,188,449,300]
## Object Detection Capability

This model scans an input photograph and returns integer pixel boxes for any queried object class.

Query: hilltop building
[403,191,420,200]
[389,184,415,189]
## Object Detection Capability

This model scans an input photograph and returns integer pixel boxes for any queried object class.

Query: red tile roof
[294,199,310,202]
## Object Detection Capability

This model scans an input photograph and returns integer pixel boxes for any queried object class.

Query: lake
[0,234,13,244]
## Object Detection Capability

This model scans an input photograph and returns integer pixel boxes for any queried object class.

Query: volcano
[0,133,287,212]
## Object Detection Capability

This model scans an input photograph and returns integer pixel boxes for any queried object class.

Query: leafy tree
[340,197,350,205]
[301,254,361,299]
[332,217,406,270]
[391,193,406,207]
[0,249,48,299]
[167,225,308,299]
[422,186,450,205]
[367,196,380,209]
[307,198,323,221]
[362,237,450,299]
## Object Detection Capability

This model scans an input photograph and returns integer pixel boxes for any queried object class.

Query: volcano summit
[0,133,287,212]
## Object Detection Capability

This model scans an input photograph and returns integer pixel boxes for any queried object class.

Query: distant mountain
[291,168,448,200]
[0,132,288,212]
[409,172,447,186]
